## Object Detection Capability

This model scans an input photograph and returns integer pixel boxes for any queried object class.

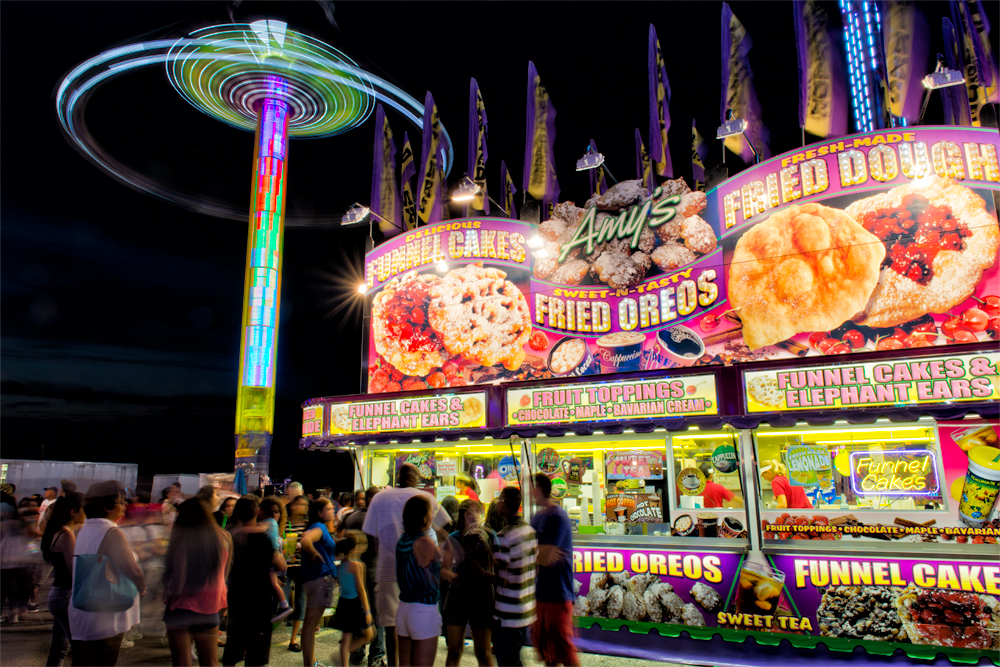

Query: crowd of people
[0,469,581,667]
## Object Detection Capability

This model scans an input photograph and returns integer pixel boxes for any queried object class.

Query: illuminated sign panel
[302,405,323,437]
[506,375,717,427]
[325,391,487,436]
[743,352,999,413]
[363,128,999,396]
[849,449,940,496]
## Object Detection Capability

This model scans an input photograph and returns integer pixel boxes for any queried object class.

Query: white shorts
[395,601,441,641]
[376,581,400,628]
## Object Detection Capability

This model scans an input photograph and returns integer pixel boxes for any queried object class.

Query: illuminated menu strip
[242,76,288,388]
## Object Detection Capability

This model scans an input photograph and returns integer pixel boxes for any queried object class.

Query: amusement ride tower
[55,17,451,481]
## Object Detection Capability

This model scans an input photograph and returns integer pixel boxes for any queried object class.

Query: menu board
[605,493,663,523]
[324,391,487,435]
[744,352,999,413]
[505,375,717,426]
[363,127,999,396]
[606,450,664,480]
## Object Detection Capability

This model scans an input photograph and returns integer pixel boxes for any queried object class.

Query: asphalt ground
[0,580,686,667]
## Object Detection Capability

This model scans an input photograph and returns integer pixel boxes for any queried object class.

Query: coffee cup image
[681,474,701,490]
[595,332,646,373]
[657,325,705,367]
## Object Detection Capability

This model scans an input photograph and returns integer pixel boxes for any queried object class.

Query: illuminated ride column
[235,75,290,481]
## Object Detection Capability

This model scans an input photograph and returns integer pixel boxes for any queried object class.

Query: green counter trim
[574,617,1000,665]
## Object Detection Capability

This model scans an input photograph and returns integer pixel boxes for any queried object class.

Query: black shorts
[164,607,221,633]
[442,585,493,631]
[331,595,372,636]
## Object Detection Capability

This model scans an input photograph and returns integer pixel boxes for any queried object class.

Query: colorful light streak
[54,24,454,226]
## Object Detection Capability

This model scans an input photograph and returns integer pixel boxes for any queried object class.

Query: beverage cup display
[719,516,744,538]
[736,561,785,617]
[615,507,627,523]
[656,325,705,367]
[958,446,1000,528]
[595,332,646,373]
[696,512,718,538]
[673,514,696,537]
[547,337,597,377]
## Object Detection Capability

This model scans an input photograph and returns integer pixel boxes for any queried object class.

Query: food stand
[303,125,1000,664]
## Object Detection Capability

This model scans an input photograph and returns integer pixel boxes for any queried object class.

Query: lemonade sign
[785,443,832,487]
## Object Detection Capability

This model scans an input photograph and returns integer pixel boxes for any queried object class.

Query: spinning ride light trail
[55,19,453,477]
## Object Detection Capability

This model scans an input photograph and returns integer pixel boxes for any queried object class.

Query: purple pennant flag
[370,104,400,236]
[523,61,559,206]
[648,24,673,178]
[794,0,850,136]
[956,0,992,89]
[793,1,809,129]
[720,3,770,162]
[943,17,973,125]
[879,1,930,122]
[428,144,445,224]
[501,160,517,219]
[467,78,489,214]
[399,131,418,230]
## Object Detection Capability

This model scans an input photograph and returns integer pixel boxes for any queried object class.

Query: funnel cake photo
[895,585,1000,649]
[845,176,1000,328]
[427,263,532,371]
[728,203,885,350]
[372,272,450,377]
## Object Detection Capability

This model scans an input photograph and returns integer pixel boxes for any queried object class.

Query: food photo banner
[743,351,1000,412]
[363,127,999,394]
[506,374,718,426]
[323,391,486,436]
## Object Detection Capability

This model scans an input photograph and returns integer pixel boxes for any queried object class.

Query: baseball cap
[86,480,124,499]
[44,486,58,493]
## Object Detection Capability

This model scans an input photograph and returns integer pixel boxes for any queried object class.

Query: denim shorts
[304,575,335,608]
[164,607,221,633]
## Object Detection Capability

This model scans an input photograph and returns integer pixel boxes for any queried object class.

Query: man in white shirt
[37,487,58,526]
[362,463,450,667]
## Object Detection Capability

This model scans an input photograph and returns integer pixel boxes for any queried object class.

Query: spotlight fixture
[575,144,618,184]
[357,283,368,295]
[922,58,965,89]
[341,203,370,225]
[716,109,758,164]
[918,56,967,123]
[436,261,448,272]
[575,145,604,171]
[452,175,479,202]
[341,202,397,228]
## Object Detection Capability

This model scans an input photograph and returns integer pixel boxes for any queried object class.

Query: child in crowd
[330,530,374,667]
[257,496,294,622]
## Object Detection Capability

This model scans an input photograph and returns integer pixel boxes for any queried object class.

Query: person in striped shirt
[492,486,537,667]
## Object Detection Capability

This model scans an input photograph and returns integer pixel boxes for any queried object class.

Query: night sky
[0,1,982,492]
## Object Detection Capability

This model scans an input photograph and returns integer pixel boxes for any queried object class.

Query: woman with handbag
[164,498,232,666]
[69,481,146,667]
[41,492,86,666]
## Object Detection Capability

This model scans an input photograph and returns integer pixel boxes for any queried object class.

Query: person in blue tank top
[330,530,373,667]
[395,495,453,667]
[299,498,338,667]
